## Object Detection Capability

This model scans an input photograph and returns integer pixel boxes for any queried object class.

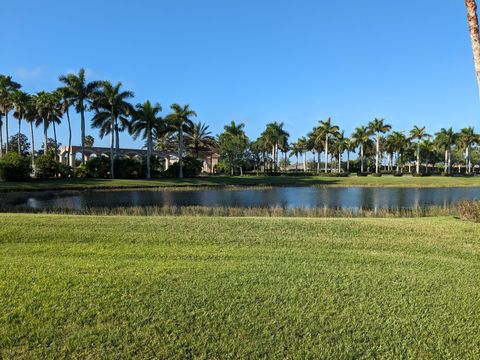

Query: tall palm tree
[59,69,101,164]
[335,130,346,172]
[165,104,197,178]
[130,100,165,179]
[351,126,371,173]
[56,86,74,165]
[458,127,478,173]
[409,125,430,174]
[0,75,21,154]
[290,141,300,170]
[368,118,391,173]
[466,0,480,99]
[435,127,457,175]
[0,112,3,156]
[296,137,308,172]
[11,90,30,155]
[344,138,355,173]
[25,97,38,171]
[186,121,216,158]
[308,126,324,173]
[90,81,134,179]
[261,122,289,172]
[34,91,62,156]
[317,118,339,172]
[389,131,408,174]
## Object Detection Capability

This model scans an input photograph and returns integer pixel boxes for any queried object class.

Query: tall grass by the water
[0,204,457,218]
[457,200,480,222]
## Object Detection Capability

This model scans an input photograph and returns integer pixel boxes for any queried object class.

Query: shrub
[35,155,60,179]
[357,172,369,177]
[0,152,32,181]
[393,173,403,177]
[82,156,111,178]
[163,156,202,178]
[371,173,382,177]
[457,200,480,222]
[114,158,145,179]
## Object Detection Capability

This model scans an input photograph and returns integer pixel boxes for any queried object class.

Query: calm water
[2,187,480,210]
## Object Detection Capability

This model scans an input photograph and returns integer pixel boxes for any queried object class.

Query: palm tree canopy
[434,127,457,150]
[368,118,391,135]
[58,68,101,113]
[351,126,371,147]
[34,91,62,128]
[409,125,430,141]
[186,121,217,151]
[130,100,166,141]
[165,103,197,132]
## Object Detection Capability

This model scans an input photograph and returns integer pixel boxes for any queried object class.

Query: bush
[457,200,480,222]
[357,172,369,177]
[114,158,145,179]
[36,155,60,179]
[163,156,202,178]
[393,172,403,177]
[81,156,111,178]
[371,173,382,177]
[0,152,32,181]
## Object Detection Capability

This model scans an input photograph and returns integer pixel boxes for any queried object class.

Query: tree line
[1,70,479,180]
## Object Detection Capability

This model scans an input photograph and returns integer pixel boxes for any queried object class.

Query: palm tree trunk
[444,149,448,174]
[317,150,321,173]
[18,119,21,155]
[468,145,472,173]
[30,121,35,174]
[448,151,452,174]
[66,108,72,167]
[146,126,151,179]
[360,144,364,173]
[303,152,307,172]
[115,118,120,158]
[0,122,3,157]
[178,127,184,178]
[110,113,115,179]
[466,0,480,100]
[81,106,86,164]
[53,122,58,160]
[296,155,299,171]
[324,138,329,173]
[376,133,380,173]
[347,151,350,172]
[416,142,420,174]
[43,120,48,155]
[5,111,9,153]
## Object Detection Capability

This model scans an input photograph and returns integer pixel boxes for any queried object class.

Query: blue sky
[2,0,479,150]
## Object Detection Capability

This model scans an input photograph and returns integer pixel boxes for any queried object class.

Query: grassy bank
[1,214,480,358]
[1,174,480,192]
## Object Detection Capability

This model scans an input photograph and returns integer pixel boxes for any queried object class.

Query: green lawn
[2,174,480,192]
[1,214,480,358]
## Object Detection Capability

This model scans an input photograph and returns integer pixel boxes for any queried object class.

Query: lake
[2,186,480,211]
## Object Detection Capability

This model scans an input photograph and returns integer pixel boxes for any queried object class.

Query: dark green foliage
[114,158,145,179]
[0,152,32,181]
[35,155,59,179]
[79,156,111,178]
[76,156,147,179]
[163,156,202,178]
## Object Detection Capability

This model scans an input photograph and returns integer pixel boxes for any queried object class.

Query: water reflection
[2,187,480,211]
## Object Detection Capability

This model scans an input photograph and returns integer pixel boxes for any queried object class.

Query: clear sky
[2,0,479,150]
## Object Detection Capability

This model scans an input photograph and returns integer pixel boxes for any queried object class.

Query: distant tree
[7,133,30,155]
[0,75,21,155]
[318,118,339,172]
[368,118,391,174]
[59,69,101,164]
[409,126,430,174]
[458,127,479,173]
[165,104,197,178]
[185,121,216,158]
[218,121,249,175]
[85,135,95,147]
[351,126,371,173]
[435,127,457,174]
[11,90,30,155]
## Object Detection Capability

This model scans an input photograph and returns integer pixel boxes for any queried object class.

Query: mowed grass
[1,215,480,358]
[2,174,480,192]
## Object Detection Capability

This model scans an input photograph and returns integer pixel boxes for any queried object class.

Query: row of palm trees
[285,119,479,175]
[0,71,216,179]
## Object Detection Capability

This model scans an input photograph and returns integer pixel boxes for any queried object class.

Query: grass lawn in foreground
[1,214,480,358]
[2,174,480,192]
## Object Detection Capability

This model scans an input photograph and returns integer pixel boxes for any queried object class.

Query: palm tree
[351,126,371,173]
[389,131,408,174]
[308,126,324,173]
[409,125,430,174]
[11,90,30,155]
[130,100,166,179]
[458,127,478,173]
[466,0,480,99]
[317,118,339,172]
[289,141,300,170]
[261,122,289,172]
[90,81,134,179]
[296,137,308,172]
[0,112,3,156]
[435,127,457,174]
[186,121,216,158]
[25,97,37,171]
[0,75,21,154]
[165,104,197,178]
[344,138,355,173]
[34,91,62,156]
[335,130,346,172]
[56,86,74,165]
[59,69,101,164]
[368,118,391,174]
[420,138,435,174]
